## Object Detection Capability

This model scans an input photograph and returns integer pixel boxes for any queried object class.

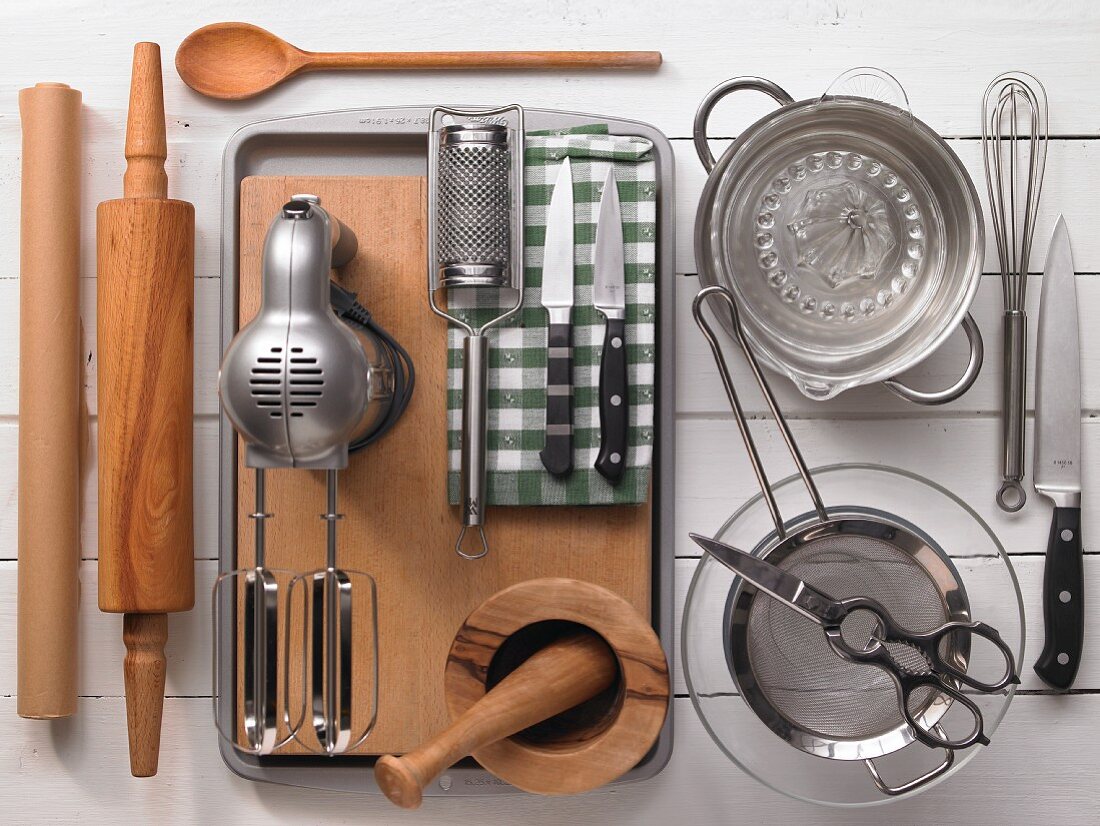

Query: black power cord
[328,280,415,452]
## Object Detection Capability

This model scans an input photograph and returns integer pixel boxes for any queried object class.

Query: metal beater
[427,105,525,559]
[216,195,410,754]
[982,72,1048,512]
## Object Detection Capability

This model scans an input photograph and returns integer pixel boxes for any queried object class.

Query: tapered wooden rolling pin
[375,632,617,809]
[176,22,662,100]
[97,42,195,778]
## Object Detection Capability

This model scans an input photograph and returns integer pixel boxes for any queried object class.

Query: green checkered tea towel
[446,125,657,506]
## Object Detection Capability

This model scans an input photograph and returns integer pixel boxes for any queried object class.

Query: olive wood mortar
[375,578,669,808]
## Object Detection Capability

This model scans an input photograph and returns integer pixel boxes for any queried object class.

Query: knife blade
[1033,215,1084,689]
[592,165,628,484]
[539,158,575,477]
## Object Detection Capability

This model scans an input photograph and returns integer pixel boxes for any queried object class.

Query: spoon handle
[301,50,662,71]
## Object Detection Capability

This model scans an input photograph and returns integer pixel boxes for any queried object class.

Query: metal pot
[694,68,984,403]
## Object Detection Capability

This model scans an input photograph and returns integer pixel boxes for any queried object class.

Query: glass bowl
[682,463,1024,807]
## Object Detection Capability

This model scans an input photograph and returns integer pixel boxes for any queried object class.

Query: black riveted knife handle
[595,316,628,484]
[1034,506,1085,689]
[540,322,573,477]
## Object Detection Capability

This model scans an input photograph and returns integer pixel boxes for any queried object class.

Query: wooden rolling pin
[375,632,617,809]
[97,42,195,778]
[176,22,662,100]
[17,81,83,720]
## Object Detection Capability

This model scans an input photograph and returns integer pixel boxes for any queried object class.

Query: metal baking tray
[217,105,676,795]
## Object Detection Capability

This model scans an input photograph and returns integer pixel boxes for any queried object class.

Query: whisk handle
[998,311,1028,511]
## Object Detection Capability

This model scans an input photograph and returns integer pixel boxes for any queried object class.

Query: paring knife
[539,158,575,477]
[1033,215,1084,690]
[593,165,628,484]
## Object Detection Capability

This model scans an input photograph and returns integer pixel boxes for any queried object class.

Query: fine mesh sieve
[727,516,968,757]
[690,284,1001,795]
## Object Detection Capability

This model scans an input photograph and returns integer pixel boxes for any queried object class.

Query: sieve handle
[458,333,490,558]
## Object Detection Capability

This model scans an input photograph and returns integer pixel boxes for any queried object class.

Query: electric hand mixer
[215,195,413,755]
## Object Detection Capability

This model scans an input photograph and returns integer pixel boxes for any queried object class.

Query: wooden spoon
[175,23,663,100]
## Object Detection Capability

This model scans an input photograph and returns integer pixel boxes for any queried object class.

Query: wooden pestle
[97,42,195,778]
[375,632,618,809]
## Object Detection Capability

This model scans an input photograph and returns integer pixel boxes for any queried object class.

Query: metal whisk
[982,72,1048,512]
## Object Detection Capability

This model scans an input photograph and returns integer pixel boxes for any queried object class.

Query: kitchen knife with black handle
[592,165,628,484]
[1033,215,1084,690]
[539,158,575,477]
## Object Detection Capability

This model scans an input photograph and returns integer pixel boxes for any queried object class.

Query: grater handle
[457,333,490,559]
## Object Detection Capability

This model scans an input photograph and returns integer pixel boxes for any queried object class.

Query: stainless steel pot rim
[694,91,984,399]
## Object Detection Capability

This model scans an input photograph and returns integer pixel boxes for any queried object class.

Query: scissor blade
[689,533,845,626]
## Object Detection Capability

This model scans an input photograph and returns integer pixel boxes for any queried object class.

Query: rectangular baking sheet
[217,105,676,795]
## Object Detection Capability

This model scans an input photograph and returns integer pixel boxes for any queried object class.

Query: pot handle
[881,313,984,406]
[693,77,794,172]
[819,66,913,121]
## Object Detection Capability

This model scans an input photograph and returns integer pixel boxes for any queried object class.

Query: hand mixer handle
[457,334,490,559]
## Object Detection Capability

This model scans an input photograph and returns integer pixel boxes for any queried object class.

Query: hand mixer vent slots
[216,194,412,757]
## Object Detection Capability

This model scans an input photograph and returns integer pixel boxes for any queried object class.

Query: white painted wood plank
[4,696,1097,824]
[2,267,1098,420]
[2,552,1090,702]
[2,412,1092,564]
[674,416,1100,557]
[1,1,1098,820]
[676,139,1100,276]
[675,273,1100,415]
[3,134,1099,291]
[0,419,220,560]
[672,555,1100,696]
[0,561,216,700]
[2,1,1099,140]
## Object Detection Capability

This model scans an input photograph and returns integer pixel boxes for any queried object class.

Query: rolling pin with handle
[97,42,195,778]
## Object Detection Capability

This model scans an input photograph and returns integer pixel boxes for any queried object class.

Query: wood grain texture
[442,578,669,795]
[4,696,1099,824]
[376,631,618,808]
[4,0,1100,820]
[234,177,652,755]
[96,41,196,780]
[175,22,661,100]
[122,612,167,777]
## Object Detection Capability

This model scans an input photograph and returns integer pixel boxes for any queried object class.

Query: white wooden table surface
[3,1,1100,822]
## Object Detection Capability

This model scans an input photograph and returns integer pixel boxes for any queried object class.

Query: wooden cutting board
[234,175,651,755]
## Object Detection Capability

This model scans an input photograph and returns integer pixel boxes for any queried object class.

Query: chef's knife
[539,158,575,477]
[1033,215,1084,690]
[593,165,628,484]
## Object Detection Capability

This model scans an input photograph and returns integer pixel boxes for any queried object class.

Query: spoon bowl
[177,23,306,100]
